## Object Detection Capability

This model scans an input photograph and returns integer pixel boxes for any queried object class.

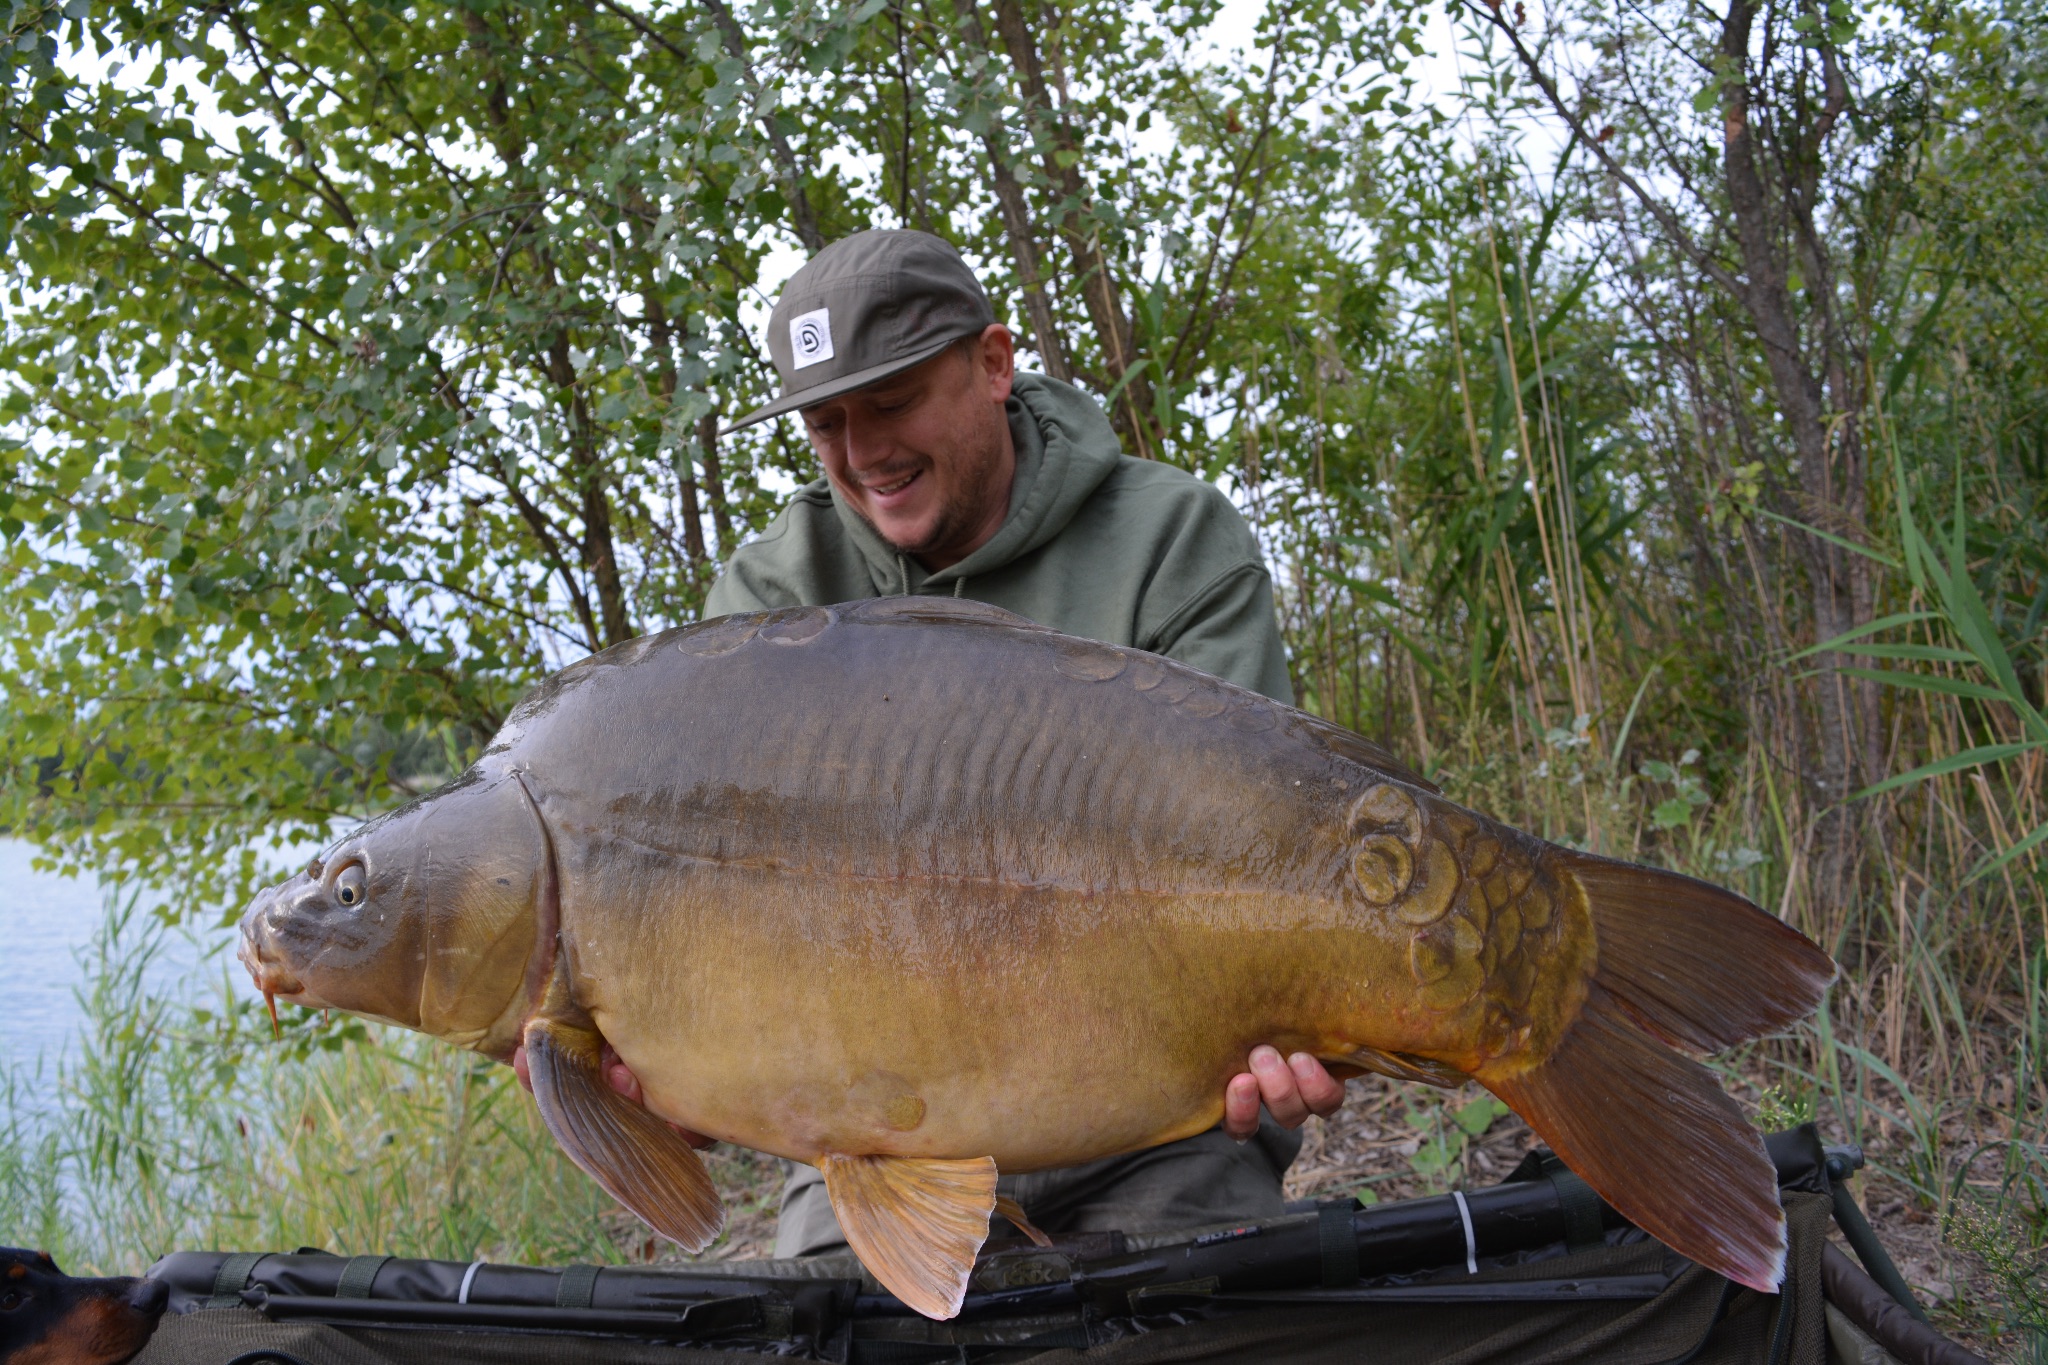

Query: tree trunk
[983,0,1162,455]
[545,331,635,647]
[697,409,734,557]
[642,289,708,571]
[1717,0,1867,898]
[943,0,1071,380]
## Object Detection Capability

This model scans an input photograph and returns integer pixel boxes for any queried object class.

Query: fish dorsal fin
[819,1153,997,1319]
[1297,714,1439,793]
[844,596,1044,631]
[524,1017,725,1252]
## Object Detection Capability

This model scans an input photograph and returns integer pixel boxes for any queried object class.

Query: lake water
[0,839,231,1071]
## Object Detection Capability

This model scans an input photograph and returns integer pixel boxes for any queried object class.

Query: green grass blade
[1930,554,2048,741]
[1803,644,1978,665]
[1883,268,1958,403]
[1608,656,1666,778]
[1785,611,1942,662]
[1854,741,2045,800]
[1754,507,1903,570]
[1834,667,2015,704]
[1965,818,2048,885]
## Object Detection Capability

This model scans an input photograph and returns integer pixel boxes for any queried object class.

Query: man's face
[800,325,1017,570]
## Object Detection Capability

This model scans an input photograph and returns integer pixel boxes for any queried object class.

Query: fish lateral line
[570,829,1350,904]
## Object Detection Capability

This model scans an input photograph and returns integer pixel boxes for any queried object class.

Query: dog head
[0,1248,166,1365]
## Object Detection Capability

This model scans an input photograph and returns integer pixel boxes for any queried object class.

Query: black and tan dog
[0,1249,165,1365]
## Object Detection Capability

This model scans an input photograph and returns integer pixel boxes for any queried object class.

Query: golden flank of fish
[239,598,1835,1318]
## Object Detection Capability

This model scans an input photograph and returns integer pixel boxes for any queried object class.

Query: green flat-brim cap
[725,230,997,433]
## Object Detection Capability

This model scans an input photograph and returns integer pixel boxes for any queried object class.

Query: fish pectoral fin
[993,1195,1053,1248]
[1341,1046,1469,1089]
[818,1153,997,1320]
[523,1017,724,1253]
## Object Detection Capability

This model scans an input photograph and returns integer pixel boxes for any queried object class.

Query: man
[519,229,1346,1257]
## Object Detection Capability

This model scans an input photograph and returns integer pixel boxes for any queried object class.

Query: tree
[0,0,1424,909]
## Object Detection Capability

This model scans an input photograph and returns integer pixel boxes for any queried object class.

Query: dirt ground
[638,1073,2017,1360]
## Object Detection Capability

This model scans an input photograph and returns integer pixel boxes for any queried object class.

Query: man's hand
[1224,1047,1345,1140]
[510,1042,718,1151]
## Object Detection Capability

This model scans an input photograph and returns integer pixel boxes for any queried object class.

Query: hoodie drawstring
[890,550,967,598]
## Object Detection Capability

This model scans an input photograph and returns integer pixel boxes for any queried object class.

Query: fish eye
[335,864,366,907]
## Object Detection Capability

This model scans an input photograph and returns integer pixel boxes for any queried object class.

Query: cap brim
[720,333,968,435]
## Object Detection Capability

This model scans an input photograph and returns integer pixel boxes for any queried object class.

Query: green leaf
[1452,1094,1509,1137]
[1652,796,1694,829]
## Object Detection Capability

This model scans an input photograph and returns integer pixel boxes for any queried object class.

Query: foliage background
[3,0,2045,1351]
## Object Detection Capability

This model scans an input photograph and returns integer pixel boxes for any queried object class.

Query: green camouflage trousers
[772,1117,1304,1258]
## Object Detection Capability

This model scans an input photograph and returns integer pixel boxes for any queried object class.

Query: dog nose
[127,1276,169,1314]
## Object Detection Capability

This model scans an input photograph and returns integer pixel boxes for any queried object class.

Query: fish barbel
[238,597,1834,1317]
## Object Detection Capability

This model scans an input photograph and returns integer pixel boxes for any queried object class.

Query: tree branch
[596,0,826,251]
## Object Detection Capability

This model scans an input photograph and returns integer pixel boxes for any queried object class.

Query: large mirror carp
[240,597,1834,1318]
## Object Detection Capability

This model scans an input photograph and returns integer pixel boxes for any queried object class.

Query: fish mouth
[235,932,307,1000]
[236,929,314,1031]
[236,890,323,1034]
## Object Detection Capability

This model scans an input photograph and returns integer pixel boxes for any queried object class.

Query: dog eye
[335,865,366,907]
[0,1290,22,1310]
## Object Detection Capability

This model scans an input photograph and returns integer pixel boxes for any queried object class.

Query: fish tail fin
[1565,851,1837,1053]
[1482,852,1836,1294]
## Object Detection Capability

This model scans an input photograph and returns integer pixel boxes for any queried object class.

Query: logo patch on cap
[789,307,834,370]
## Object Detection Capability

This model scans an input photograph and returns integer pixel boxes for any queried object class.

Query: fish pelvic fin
[524,1017,724,1253]
[1482,983,1787,1293]
[994,1195,1053,1248]
[819,1153,997,1319]
[1341,1046,1467,1088]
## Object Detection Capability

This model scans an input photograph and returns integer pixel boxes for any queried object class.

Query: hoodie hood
[828,372,1124,595]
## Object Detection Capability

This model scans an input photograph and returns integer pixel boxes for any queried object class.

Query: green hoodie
[704,372,1292,704]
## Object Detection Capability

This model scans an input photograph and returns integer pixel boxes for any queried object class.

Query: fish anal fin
[819,1153,997,1319]
[524,1017,724,1253]
[993,1195,1053,1248]
[1341,1046,1468,1089]
[1482,984,1787,1294]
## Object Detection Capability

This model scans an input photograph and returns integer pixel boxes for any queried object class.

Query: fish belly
[564,858,1397,1171]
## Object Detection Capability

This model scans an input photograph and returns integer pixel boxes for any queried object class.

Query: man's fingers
[1223,1072,1263,1141]
[1250,1045,1311,1126]
[1289,1052,1346,1117]
[599,1042,646,1104]
[595,1043,716,1150]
